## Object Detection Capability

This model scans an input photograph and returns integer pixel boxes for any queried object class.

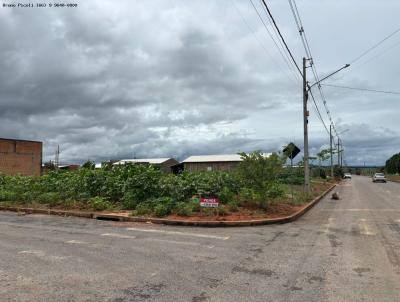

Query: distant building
[182,153,272,172]
[182,154,243,172]
[58,164,80,171]
[113,158,179,173]
[0,138,42,176]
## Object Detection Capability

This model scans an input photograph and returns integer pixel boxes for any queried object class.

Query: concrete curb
[0,183,336,227]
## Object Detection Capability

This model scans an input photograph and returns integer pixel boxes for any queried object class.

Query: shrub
[173,202,193,216]
[226,200,239,212]
[153,204,171,217]
[37,192,61,205]
[267,182,285,199]
[133,203,153,216]
[334,165,344,179]
[237,151,285,196]
[121,191,138,210]
[88,196,111,211]
[0,191,18,202]
[218,187,235,204]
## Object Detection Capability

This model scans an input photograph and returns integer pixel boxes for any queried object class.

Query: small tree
[82,160,95,169]
[317,149,331,168]
[333,165,344,179]
[385,153,400,174]
[236,151,285,198]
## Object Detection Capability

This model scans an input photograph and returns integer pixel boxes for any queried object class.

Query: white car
[372,173,386,183]
[343,173,352,179]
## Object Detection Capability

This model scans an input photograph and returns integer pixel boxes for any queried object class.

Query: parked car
[372,173,387,183]
[343,173,352,179]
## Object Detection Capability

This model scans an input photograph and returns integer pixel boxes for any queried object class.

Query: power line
[230,0,298,85]
[321,83,400,95]
[288,0,340,139]
[256,0,301,81]
[309,90,330,136]
[349,27,400,65]
[247,0,301,83]
[259,0,302,76]
[347,39,400,73]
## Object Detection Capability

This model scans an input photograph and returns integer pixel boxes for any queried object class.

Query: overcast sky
[0,0,399,165]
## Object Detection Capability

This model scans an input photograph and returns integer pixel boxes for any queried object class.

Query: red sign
[200,197,219,208]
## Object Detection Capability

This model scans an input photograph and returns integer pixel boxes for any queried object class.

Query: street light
[302,61,350,193]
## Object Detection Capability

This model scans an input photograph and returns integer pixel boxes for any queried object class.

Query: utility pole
[302,61,349,192]
[330,125,333,178]
[303,57,310,193]
[337,139,340,167]
[340,145,343,167]
[55,145,60,170]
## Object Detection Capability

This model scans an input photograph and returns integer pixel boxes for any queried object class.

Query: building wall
[160,158,180,173]
[183,161,240,172]
[0,138,42,176]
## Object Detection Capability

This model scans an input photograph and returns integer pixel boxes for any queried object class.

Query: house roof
[113,158,172,165]
[182,154,243,163]
[0,137,42,144]
[182,153,272,163]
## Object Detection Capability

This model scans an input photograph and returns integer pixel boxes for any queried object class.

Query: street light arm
[309,64,350,89]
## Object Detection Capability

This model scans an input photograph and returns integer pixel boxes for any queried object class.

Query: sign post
[283,143,301,200]
[199,195,220,216]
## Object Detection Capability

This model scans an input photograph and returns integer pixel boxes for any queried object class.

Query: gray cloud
[0,0,398,165]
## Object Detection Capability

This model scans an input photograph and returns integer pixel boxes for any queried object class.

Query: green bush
[153,204,171,217]
[173,202,193,216]
[121,191,138,210]
[218,187,235,204]
[133,203,154,216]
[37,192,60,205]
[88,196,111,211]
[266,182,285,199]
[334,165,344,179]
[0,191,18,201]
[0,152,301,214]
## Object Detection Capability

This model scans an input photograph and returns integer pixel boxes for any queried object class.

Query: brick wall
[0,138,42,176]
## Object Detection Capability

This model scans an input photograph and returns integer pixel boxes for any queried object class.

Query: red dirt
[165,203,305,222]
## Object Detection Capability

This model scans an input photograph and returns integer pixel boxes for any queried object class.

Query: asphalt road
[1,175,400,302]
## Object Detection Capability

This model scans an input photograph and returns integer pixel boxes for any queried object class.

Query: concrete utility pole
[340,140,343,167]
[303,62,349,193]
[330,125,333,178]
[337,139,340,167]
[303,57,310,193]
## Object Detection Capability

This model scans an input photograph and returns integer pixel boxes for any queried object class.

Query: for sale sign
[200,197,219,208]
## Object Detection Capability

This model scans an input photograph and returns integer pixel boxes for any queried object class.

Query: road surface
[1,175,400,301]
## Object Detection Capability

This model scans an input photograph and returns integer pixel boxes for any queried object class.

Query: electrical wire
[259,0,303,77]
[256,0,301,81]
[321,83,400,95]
[309,90,330,136]
[288,0,341,139]
[230,0,299,85]
[346,39,400,73]
[247,0,301,83]
[349,27,400,65]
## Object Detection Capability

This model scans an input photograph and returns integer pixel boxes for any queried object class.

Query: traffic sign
[283,143,300,159]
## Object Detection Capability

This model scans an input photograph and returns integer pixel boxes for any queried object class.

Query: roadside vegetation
[0,151,335,218]
[384,152,400,182]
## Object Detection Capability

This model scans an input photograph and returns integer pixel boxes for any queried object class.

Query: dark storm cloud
[0,0,398,165]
